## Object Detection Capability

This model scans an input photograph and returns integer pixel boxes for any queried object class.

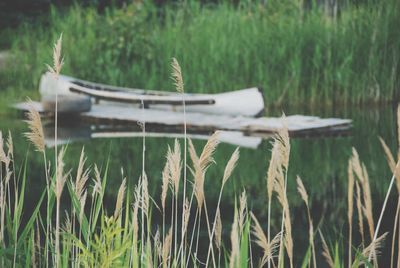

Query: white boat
[39,72,265,117]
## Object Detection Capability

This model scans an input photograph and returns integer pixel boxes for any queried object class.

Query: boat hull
[39,72,265,117]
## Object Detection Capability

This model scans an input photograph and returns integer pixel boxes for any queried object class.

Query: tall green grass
[1,0,399,108]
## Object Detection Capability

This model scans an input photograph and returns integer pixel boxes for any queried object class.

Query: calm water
[1,104,398,265]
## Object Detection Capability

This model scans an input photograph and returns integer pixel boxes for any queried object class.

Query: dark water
[1,104,399,265]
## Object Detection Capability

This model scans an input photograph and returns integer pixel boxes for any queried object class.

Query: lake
[1,103,398,265]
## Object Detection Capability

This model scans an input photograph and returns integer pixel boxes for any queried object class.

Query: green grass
[1,0,399,110]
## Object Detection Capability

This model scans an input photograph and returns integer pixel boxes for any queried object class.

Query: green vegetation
[1,0,399,109]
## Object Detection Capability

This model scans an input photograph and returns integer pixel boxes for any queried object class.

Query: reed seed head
[114,178,126,219]
[222,147,239,186]
[47,34,64,77]
[296,176,309,207]
[250,212,281,266]
[171,57,184,93]
[24,101,45,153]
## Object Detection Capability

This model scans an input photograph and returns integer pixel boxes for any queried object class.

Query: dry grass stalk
[351,148,375,240]
[92,164,102,198]
[171,57,184,93]
[162,228,172,268]
[361,164,374,240]
[199,131,220,172]
[6,131,13,159]
[161,160,170,211]
[47,34,64,76]
[24,101,45,153]
[0,177,5,244]
[379,137,397,173]
[189,135,219,210]
[250,213,281,267]
[273,166,293,267]
[132,183,141,241]
[55,146,68,199]
[0,132,8,165]
[79,190,87,225]
[266,141,281,201]
[229,211,240,268]
[355,180,365,246]
[398,105,400,153]
[215,208,222,250]
[296,176,316,268]
[141,173,150,218]
[114,178,126,219]
[347,160,354,268]
[320,231,334,268]
[296,176,308,207]
[182,198,190,234]
[238,190,247,235]
[222,147,239,186]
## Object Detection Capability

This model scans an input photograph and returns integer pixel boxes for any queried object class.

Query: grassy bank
[0,0,399,108]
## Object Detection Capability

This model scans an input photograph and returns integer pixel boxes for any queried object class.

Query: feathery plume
[277,115,290,170]
[296,176,309,207]
[47,34,64,77]
[171,58,184,93]
[199,131,220,172]
[190,132,220,208]
[24,101,45,153]
[379,137,397,173]
[361,232,388,264]
[114,178,126,219]
[167,139,181,195]
[222,147,240,185]
[250,213,281,266]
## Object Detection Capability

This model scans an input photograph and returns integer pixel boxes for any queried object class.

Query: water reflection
[1,104,398,265]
